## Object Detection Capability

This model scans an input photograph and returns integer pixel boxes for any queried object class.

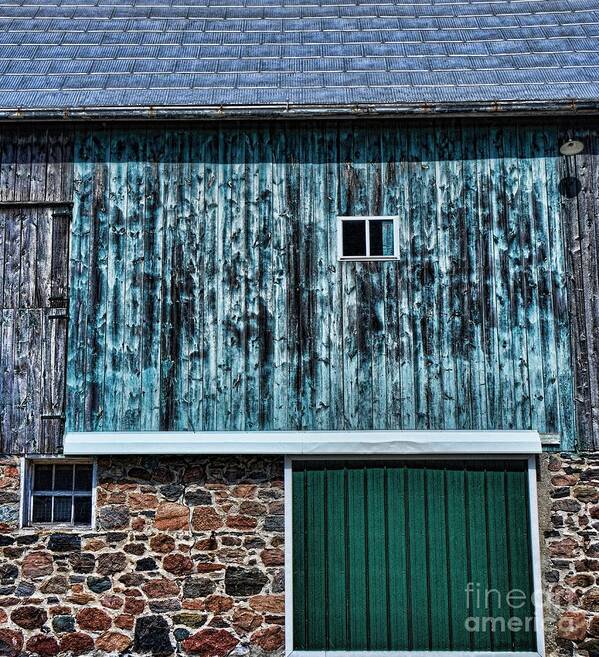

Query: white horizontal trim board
[63,430,541,456]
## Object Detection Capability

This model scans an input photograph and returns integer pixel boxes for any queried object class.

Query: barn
[0,1,598,656]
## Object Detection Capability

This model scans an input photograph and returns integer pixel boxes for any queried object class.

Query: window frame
[283,454,545,657]
[20,457,97,529]
[337,216,400,261]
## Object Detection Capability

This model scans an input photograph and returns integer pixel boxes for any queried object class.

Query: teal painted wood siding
[292,460,536,652]
[68,121,575,446]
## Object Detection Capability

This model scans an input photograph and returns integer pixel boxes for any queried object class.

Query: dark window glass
[369,220,394,256]
[74,496,92,525]
[74,465,93,491]
[54,465,74,491]
[33,465,53,491]
[53,496,72,523]
[32,496,52,523]
[342,220,366,256]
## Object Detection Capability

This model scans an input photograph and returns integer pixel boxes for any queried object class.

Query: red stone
[232,485,256,498]
[59,633,95,656]
[150,534,176,553]
[95,631,132,653]
[22,551,53,579]
[143,578,180,598]
[251,626,284,652]
[124,597,145,614]
[557,611,588,641]
[11,605,47,629]
[131,517,146,530]
[101,595,124,610]
[238,501,267,515]
[204,595,233,614]
[155,503,189,530]
[226,515,257,529]
[232,609,262,634]
[26,635,59,657]
[114,614,134,630]
[549,537,580,557]
[0,629,23,657]
[191,507,222,531]
[129,492,159,510]
[250,595,285,614]
[163,553,194,575]
[260,549,284,566]
[77,607,112,631]
[182,629,237,656]
[196,563,225,573]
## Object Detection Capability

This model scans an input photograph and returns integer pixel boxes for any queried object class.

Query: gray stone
[0,564,18,582]
[87,576,112,593]
[184,489,212,506]
[52,615,75,633]
[136,557,158,571]
[263,516,284,532]
[47,533,81,552]
[134,615,174,655]
[15,581,35,597]
[182,577,216,598]
[161,484,185,501]
[225,567,268,597]
[173,628,191,641]
[68,552,95,573]
[149,598,182,613]
[98,505,130,530]
[0,504,18,523]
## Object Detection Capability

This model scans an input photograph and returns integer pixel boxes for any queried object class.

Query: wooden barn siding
[0,127,74,454]
[559,128,599,450]
[67,121,577,448]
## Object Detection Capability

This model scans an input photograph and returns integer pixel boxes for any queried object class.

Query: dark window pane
[33,465,53,491]
[74,465,93,491]
[54,465,74,491]
[74,496,92,525]
[369,220,395,256]
[53,496,72,523]
[32,496,52,523]
[342,220,366,256]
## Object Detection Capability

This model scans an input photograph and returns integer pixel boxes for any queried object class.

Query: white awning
[64,430,541,456]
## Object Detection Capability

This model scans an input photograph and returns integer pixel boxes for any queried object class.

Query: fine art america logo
[464,583,539,634]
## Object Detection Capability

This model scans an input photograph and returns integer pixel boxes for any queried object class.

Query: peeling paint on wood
[67,122,576,448]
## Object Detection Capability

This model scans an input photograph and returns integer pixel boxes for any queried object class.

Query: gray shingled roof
[0,0,598,117]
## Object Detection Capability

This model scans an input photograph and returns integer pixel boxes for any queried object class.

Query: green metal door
[292,459,537,652]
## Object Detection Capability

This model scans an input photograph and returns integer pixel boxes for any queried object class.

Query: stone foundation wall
[1,452,598,657]
[541,453,599,657]
[0,455,285,656]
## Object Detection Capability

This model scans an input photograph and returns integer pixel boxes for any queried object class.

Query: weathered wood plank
[65,121,580,449]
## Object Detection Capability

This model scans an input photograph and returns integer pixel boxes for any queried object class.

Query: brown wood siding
[0,128,73,455]
[559,128,599,450]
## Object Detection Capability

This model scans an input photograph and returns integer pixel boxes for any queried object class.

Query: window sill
[338,256,399,261]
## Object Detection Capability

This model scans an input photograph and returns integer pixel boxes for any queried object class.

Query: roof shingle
[0,0,597,116]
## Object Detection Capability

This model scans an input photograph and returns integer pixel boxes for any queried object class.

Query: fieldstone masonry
[0,455,285,656]
[1,452,598,656]
[541,453,599,657]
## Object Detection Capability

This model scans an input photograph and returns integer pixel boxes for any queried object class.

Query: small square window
[338,216,399,260]
[26,461,95,527]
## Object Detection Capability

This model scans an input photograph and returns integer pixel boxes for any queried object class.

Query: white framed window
[22,459,96,528]
[337,216,400,260]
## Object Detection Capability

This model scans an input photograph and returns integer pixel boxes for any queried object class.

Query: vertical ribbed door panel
[292,460,536,652]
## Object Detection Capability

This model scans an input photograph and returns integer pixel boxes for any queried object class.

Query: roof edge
[1,98,599,121]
